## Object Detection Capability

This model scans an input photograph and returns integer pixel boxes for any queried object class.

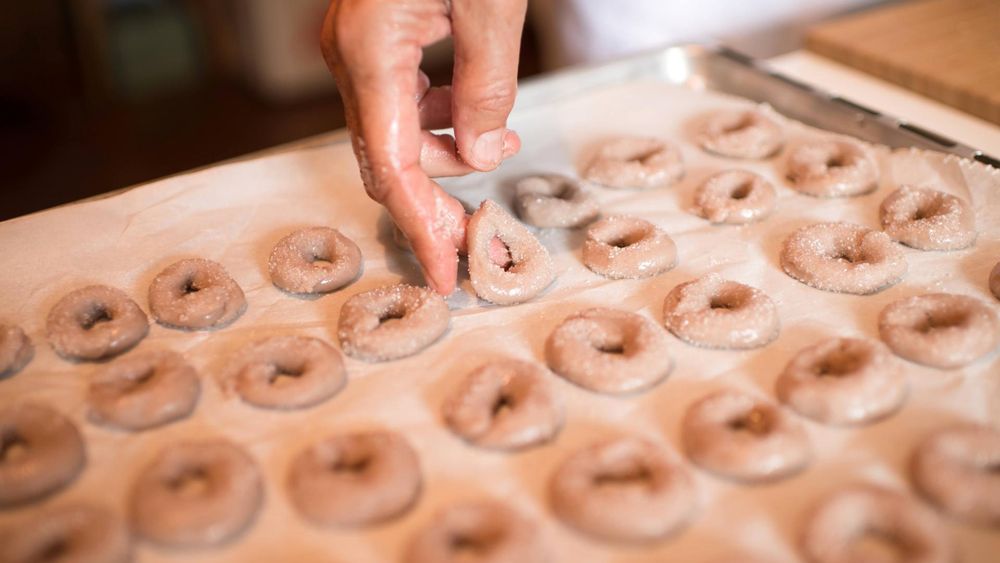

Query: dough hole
[1,434,27,463]
[80,306,112,330]
[915,310,968,333]
[854,531,902,561]
[330,455,371,474]
[594,466,651,488]
[727,408,772,435]
[169,469,210,499]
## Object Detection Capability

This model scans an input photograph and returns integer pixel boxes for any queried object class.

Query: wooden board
[807,0,1000,125]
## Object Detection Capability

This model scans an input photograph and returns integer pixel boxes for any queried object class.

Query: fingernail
[502,130,520,158]
[472,128,504,169]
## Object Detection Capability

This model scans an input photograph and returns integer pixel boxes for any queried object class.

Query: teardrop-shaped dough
[467,200,555,305]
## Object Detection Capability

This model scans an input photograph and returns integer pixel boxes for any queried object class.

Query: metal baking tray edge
[515,43,1000,169]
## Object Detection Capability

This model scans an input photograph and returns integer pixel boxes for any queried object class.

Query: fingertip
[502,129,521,158]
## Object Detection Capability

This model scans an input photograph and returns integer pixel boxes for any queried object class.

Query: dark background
[0,0,541,222]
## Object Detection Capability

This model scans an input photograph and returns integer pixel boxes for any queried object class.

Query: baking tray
[514,43,999,169]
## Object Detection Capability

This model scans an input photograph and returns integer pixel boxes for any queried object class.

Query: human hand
[321,0,527,294]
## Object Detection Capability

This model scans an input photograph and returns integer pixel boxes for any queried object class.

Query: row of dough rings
[129,439,263,547]
[287,430,420,527]
[550,436,696,543]
[87,349,200,431]
[268,226,362,294]
[0,323,32,377]
[148,258,246,330]
[545,308,673,395]
[663,274,780,350]
[0,503,132,563]
[801,484,953,563]
[467,199,555,305]
[230,335,346,410]
[879,185,977,250]
[0,403,85,507]
[442,359,564,451]
[693,170,776,224]
[514,174,599,229]
[682,389,810,483]
[337,284,450,362]
[584,137,685,190]
[405,500,547,563]
[582,215,677,280]
[781,222,907,295]
[697,108,784,160]
[776,337,908,425]
[911,424,1000,527]
[46,285,149,361]
[878,293,1000,369]
[786,138,879,198]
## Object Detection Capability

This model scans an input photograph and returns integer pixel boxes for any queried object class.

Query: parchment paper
[1,80,998,563]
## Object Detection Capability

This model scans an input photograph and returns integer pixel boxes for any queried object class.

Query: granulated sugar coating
[693,169,776,224]
[229,335,345,410]
[0,324,32,377]
[681,389,810,483]
[663,274,779,350]
[582,215,677,279]
[337,284,449,362]
[148,258,246,330]
[442,359,563,451]
[780,222,906,294]
[911,425,1000,527]
[267,227,362,294]
[786,138,879,197]
[697,109,784,160]
[879,185,977,250]
[467,199,555,305]
[776,337,908,426]
[514,174,599,229]
[87,349,200,431]
[584,136,684,190]
[549,436,696,543]
[546,307,673,395]
[878,293,1000,369]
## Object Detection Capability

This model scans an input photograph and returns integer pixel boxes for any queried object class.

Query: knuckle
[462,81,517,117]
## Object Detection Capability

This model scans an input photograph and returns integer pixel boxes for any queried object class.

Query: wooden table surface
[807,0,1000,125]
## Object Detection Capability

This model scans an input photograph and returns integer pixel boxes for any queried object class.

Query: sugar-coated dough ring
[0,503,132,563]
[0,403,85,507]
[443,359,563,450]
[787,139,879,197]
[338,284,449,362]
[0,324,33,378]
[550,436,696,543]
[231,335,346,410]
[780,222,906,294]
[879,185,976,250]
[698,109,783,159]
[46,285,149,361]
[682,390,810,483]
[129,440,262,547]
[585,137,684,190]
[694,170,776,224]
[911,424,1000,527]
[287,430,421,527]
[776,337,908,425]
[514,174,599,228]
[991,261,1000,301]
[878,293,1000,369]
[663,274,779,349]
[148,258,246,330]
[546,308,672,395]
[467,200,555,305]
[87,349,200,431]
[405,500,547,563]
[268,227,362,294]
[583,215,677,279]
[801,484,953,563]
